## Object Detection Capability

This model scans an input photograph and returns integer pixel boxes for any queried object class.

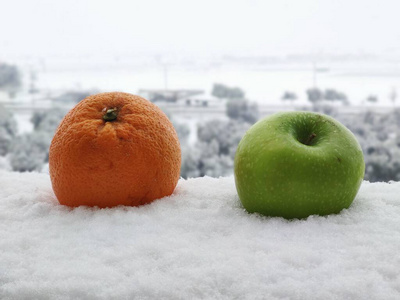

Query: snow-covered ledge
[1,171,399,299]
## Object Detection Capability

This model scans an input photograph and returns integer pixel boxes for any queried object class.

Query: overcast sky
[1,0,399,58]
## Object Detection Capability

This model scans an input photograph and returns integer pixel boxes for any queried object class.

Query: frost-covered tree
[281,91,297,104]
[310,103,338,118]
[173,120,190,146]
[0,104,18,155]
[180,146,201,178]
[181,120,251,178]
[0,63,22,98]
[156,105,190,146]
[389,88,397,106]
[9,107,68,171]
[9,132,51,172]
[366,95,378,103]
[228,87,245,99]
[212,84,227,99]
[324,89,347,102]
[181,139,234,178]
[337,109,400,182]
[197,120,250,158]
[212,83,245,99]
[306,88,348,105]
[306,88,323,104]
[226,99,259,124]
[31,106,67,133]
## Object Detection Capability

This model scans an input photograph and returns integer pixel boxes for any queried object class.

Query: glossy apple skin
[234,111,365,219]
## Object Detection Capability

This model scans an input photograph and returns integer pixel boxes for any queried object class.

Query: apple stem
[305,133,317,145]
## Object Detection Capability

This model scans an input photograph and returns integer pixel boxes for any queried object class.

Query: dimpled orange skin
[49,92,181,208]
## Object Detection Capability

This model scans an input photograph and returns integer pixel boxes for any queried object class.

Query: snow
[13,113,34,134]
[1,171,400,299]
[13,56,400,107]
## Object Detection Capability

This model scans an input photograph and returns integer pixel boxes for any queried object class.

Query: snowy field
[11,56,400,107]
[1,170,400,299]
[7,56,400,136]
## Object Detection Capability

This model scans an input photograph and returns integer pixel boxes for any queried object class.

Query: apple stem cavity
[305,133,317,146]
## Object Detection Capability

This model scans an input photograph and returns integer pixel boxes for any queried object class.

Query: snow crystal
[1,171,400,299]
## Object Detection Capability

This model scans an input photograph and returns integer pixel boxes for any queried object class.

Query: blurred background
[1,0,400,181]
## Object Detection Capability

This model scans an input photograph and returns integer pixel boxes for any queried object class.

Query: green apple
[234,111,365,219]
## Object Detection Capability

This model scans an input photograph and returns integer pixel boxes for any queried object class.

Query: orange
[49,92,181,208]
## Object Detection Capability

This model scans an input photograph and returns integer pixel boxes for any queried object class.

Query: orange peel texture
[49,92,181,208]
